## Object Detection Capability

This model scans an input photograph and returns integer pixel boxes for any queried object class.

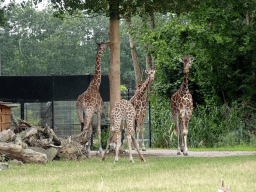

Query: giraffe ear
[179,58,183,62]
[95,43,100,50]
[191,57,194,62]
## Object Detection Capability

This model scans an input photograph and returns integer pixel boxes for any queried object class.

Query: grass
[1,154,256,192]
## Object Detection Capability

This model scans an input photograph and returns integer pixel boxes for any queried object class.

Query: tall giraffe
[130,69,155,151]
[76,42,110,155]
[171,55,194,156]
[102,99,145,163]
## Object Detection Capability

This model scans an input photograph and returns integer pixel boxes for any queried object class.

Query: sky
[1,0,49,10]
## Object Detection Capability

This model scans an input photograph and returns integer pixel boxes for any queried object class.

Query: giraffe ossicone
[171,54,194,156]
[75,42,110,156]
[102,99,146,163]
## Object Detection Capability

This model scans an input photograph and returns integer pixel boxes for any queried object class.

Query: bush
[93,128,110,150]
[151,96,256,148]
[151,95,176,148]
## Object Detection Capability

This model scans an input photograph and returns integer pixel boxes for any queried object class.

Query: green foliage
[2,2,152,88]
[26,110,41,126]
[1,154,6,162]
[143,1,256,105]
[189,101,256,148]
[94,128,110,150]
[151,94,256,148]
[190,102,239,147]
[144,1,256,149]
[150,94,174,148]
[120,85,127,91]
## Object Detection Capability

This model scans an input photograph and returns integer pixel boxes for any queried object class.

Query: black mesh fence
[0,74,110,102]
[7,86,151,147]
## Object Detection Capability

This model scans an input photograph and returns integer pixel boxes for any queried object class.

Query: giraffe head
[96,42,110,53]
[145,69,156,81]
[179,55,194,73]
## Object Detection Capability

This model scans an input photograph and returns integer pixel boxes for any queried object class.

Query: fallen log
[0,120,86,163]
[0,142,47,164]
[54,137,84,160]
[0,142,22,153]
[0,129,15,143]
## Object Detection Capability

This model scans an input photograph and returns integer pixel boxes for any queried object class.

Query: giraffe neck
[139,77,151,95]
[179,72,189,92]
[89,51,102,90]
[130,76,151,103]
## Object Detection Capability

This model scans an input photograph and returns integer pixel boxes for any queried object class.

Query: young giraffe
[102,99,145,163]
[130,69,155,151]
[76,42,110,155]
[171,55,194,156]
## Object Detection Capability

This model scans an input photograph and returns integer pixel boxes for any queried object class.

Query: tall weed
[189,101,256,147]
[151,96,256,148]
[151,95,175,148]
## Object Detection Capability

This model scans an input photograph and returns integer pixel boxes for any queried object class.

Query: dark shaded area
[0,74,110,102]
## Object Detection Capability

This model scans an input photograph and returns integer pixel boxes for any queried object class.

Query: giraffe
[130,69,155,151]
[171,55,194,156]
[102,99,145,163]
[75,42,110,155]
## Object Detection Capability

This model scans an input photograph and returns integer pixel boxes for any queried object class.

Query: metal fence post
[149,100,151,148]
[51,74,54,130]
[21,101,24,120]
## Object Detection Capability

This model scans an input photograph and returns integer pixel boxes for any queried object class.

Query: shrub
[151,96,256,148]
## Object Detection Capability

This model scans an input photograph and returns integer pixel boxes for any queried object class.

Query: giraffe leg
[136,118,141,150]
[80,108,95,158]
[179,121,184,152]
[127,135,134,163]
[132,128,136,150]
[183,131,188,156]
[102,129,115,162]
[141,110,147,151]
[131,134,146,162]
[81,107,95,144]
[85,122,93,155]
[114,130,121,164]
[76,104,85,132]
[173,113,181,155]
[97,107,103,153]
[180,111,189,156]
[183,115,190,156]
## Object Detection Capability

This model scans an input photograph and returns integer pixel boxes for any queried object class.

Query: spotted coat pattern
[102,99,145,163]
[76,42,110,154]
[171,55,194,156]
[130,69,155,151]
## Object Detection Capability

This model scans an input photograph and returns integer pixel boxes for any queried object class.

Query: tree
[123,13,142,86]
[50,0,173,110]
[2,2,113,76]
[0,0,8,26]
[52,0,121,110]
[144,0,256,105]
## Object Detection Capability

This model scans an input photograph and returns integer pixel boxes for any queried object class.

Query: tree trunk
[109,0,120,112]
[141,15,152,71]
[149,11,155,69]
[124,14,142,86]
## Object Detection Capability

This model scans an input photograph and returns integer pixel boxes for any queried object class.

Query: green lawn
[1,154,256,192]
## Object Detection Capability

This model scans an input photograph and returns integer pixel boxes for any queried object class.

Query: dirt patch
[91,150,256,158]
